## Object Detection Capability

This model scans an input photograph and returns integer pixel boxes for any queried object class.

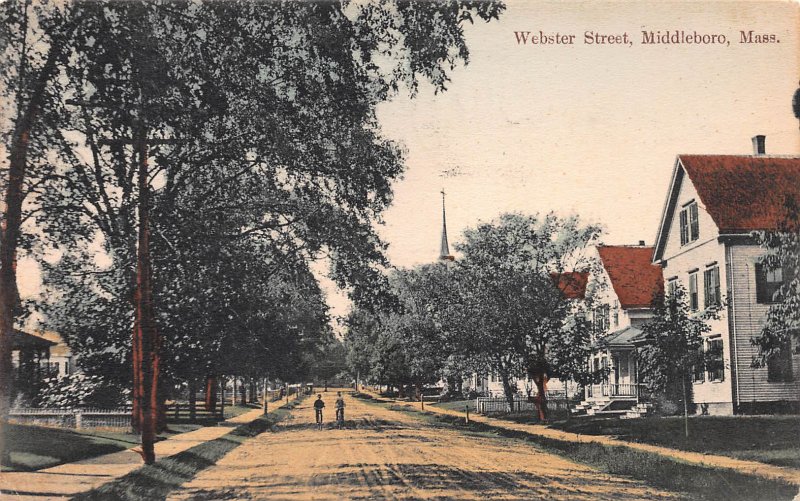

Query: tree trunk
[132,128,160,464]
[219,377,226,416]
[262,376,268,415]
[239,377,246,405]
[0,35,65,463]
[204,375,217,411]
[533,371,549,422]
[500,371,516,412]
[188,378,197,421]
[682,376,689,439]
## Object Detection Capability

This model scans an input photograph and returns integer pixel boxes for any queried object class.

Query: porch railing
[599,383,639,398]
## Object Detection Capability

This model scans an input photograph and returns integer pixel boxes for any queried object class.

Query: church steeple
[439,189,454,261]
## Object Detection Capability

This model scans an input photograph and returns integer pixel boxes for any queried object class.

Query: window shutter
[680,210,688,246]
[689,203,699,241]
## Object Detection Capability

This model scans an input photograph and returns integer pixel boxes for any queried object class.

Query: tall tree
[449,213,602,418]
[0,1,80,460]
[23,0,504,463]
[638,285,719,436]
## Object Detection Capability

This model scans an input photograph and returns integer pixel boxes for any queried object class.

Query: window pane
[689,273,698,311]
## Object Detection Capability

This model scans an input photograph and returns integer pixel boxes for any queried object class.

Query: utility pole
[97,127,178,465]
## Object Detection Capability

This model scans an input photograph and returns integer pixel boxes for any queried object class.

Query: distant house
[652,136,800,414]
[33,330,76,378]
[10,329,56,401]
[578,244,663,417]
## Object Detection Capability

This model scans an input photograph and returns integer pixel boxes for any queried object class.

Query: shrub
[35,373,130,408]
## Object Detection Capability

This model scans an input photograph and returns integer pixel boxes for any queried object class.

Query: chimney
[751,135,766,155]
[638,240,646,246]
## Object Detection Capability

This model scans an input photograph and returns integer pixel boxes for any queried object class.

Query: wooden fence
[475,396,570,415]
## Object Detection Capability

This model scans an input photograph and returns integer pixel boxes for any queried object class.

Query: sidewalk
[0,407,265,500]
[371,393,800,487]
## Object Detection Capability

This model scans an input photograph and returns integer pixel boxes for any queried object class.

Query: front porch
[575,326,651,418]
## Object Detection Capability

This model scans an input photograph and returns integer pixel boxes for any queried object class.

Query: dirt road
[168,392,683,500]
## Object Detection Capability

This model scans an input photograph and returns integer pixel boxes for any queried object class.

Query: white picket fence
[8,407,132,430]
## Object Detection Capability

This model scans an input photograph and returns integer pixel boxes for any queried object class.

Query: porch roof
[10,330,56,350]
[597,326,646,349]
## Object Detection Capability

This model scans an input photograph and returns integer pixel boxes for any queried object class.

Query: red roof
[597,246,663,309]
[550,271,589,300]
[679,155,800,232]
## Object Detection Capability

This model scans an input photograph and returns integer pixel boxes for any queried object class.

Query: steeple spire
[439,189,454,261]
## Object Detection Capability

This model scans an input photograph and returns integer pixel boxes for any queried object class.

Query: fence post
[75,410,83,429]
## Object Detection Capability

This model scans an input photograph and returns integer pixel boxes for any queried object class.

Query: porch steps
[572,399,651,418]
[621,402,653,419]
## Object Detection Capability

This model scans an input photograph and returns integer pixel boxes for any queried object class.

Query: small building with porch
[10,329,56,403]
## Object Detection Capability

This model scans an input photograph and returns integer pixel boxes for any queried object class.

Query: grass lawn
[1,423,140,472]
[430,399,477,412]
[548,415,800,469]
[223,403,259,419]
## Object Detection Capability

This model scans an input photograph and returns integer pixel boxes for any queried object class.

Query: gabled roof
[597,245,663,309]
[550,271,589,300]
[654,155,800,260]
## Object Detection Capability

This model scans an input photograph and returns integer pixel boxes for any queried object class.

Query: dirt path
[168,392,684,500]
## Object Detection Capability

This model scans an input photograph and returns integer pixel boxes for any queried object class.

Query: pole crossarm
[98,138,183,146]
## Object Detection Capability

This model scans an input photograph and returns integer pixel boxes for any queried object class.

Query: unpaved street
[169,392,683,500]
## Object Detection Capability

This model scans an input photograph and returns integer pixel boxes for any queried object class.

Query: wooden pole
[133,124,159,464]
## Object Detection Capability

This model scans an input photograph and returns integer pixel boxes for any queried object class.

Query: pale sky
[321,0,800,321]
[18,0,800,330]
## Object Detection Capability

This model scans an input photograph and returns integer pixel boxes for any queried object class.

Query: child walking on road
[314,394,325,430]
[335,392,345,428]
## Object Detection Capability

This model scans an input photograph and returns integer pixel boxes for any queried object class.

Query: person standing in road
[335,391,345,428]
[313,394,325,429]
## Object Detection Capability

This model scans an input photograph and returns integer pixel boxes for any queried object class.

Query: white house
[652,136,800,415]
[578,244,663,417]
[34,330,76,377]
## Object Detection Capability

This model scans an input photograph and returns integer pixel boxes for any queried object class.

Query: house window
[667,279,677,298]
[594,305,610,333]
[767,343,794,383]
[612,300,619,327]
[707,337,724,382]
[688,272,699,311]
[755,263,783,304]
[680,202,699,246]
[704,266,721,308]
[693,346,705,383]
